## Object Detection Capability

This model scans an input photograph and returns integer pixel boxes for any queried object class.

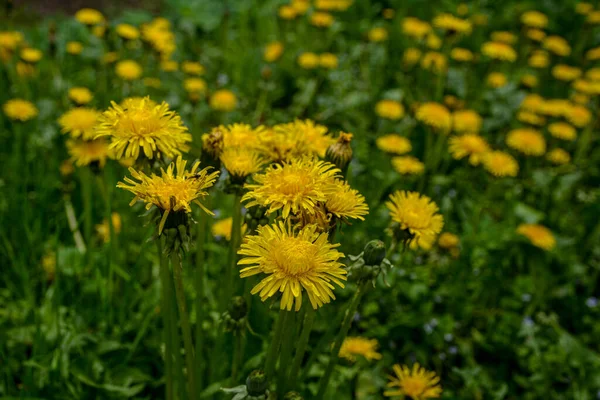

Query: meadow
[1,0,600,399]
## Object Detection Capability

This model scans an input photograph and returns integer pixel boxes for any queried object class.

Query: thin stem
[222,193,243,310]
[265,308,286,379]
[171,250,197,400]
[195,209,208,389]
[315,282,367,400]
[287,306,316,389]
[157,239,174,400]
[276,311,296,397]
[231,331,244,384]
[81,167,93,255]
[63,196,86,253]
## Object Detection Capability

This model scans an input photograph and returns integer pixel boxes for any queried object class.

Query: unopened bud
[326,132,353,175]
[246,370,268,396]
[363,240,386,266]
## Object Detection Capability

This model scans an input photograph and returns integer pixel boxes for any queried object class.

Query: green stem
[231,331,244,384]
[276,311,296,397]
[315,282,367,400]
[265,309,286,379]
[171,250,197,400]
[195,209,208,389]
[574,125,593,165]
[222,193,243,310]
[287,306,316,390]
[81,167,93,254]
[157,239,174,400]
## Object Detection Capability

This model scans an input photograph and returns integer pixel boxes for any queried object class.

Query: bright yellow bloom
[517,111,545,126]
[182,61,205,75]
[0,31,23,50]
[552,64,582,81]
[571,93,590,105]
[448,134,490,165]
[491,31,517,44]
[74,8,105,25]
[520,94,544,113]
[339,337,382,362]
[242,158,339,219]
[59,108,100,139]
[141,19,176,58]
[520,10,548,28]
[3,99,38,121]
[421,52,447,73]
[291,0,310,14]
[432,13,472,34]
[311,11,334,27]
[481,41,516,62]
[450,47,474,62]
[546,148,571,165]
[298,52,320,69]
[376,134,412,154]
[386,191,444,248]
[487,72,507,88]
[278,5,298,20]
[270,119,335,159]
[587,11,600,24]
[210,89,238,112]
[319,53,338,69]
[385,363,442,399]
[96,212,122,243]
[323,179,369,222]
[96,97,191,160]
[220,147,266,180]
[529,50,549,68]
[238,222,345,311]
[526,28,546,42]
[543,35,571,56]
[375,100,405,120]
[483,151,519,177]
[184,78,207,94]
[66,139,110,167]
[506,128,546,156]
[416,102,452,133]
[517,224,555,250]
[565,104,591,127]
[68,87,93,105]
[115,60,142,81]
[402,17,431,39]
[116,24,140,40]
[117,157,219,234]
[392,156,425,175]
[548,122,576,141]
[452,110,482,133]
[438,232,459,249]
[538,98,570,117]
[403,48,422,66]
[20,48,42,63]
[368,27,388,42]
[520,74,538,88]
[314,0,353,11]
[426,33,442,50]
[264,41,284,62]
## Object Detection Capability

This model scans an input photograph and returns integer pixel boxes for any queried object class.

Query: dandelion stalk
[231,331,244,383]
[276,310,296,397]
[80,167,93,258]
[194,207,208,389]
[287,306,316,388]
[222,193,242,310]
[265,308,286,379]
[157,239,174,400]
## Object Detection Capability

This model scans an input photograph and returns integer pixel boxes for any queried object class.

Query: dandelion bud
[325,132,353,175]
[284,391,304,400]
[201,128,224,169]
[229,296,247,320]
[246,370,268,397]
[363,240,386,266]
[347,240,393,285]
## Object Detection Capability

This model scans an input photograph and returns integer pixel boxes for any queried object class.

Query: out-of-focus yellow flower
[210,89,238,112]
[220,147,266,181]
[520,74,538,88]
[491,31,517,44]
[115,60,142,80]
[587,11,600,24]
[92,24,106,38]
[444,95,464,110]
[433,13,472,34]
[161,59,178,71]
[426,33,442,50]
[384,363,442,399]
[264,41,284,62]
[66,139,110,168]
[143,77,161,88]
[416,102,452,133]
[375,99,405,120]
[182,61,205,75]
[548,122,576,141]
[212,217,248,241]
[68,87,93,105]
[298,52,320,69]
[66,41,83,55]
[376,134,412,154]
[310,12,334,27]
[520,94,544,113]
[438,232,459,249]
[96,212,122,243]
[481,41,516,62]
[517,224,555,250]
[16,62,35,77]
[551,64,581,81]
[59,108,100,139]
[543,35,571,56]
[3,99,38,121]
[538,98,570,117]
[0,31,24,51]
[576,2,593,14]
[319,53,338,69]
[403,47,422,66]
[528,50,549,68]
[450,47,474,62]
[339,337,382,362]
[41,251,56,281]
[391,156,425,175]
[116,23,140,40]
[278,5,298,20]
[520,10,548,28]
[452,110,482,133]
[526,28,546,42]
[586,46,600,61]
[448,134,490,165]
[585,67,600,81]
[565,104,592,127]
[141,18,176,58]
[571,92,590,105]
[184,78,207,94]
[487,72,507,88]
[402,17,431,39]
[291,0,310,14]
[517,111,545,126]
[368,27,388,42]
[546,148,571,165]
[421,52,447,73]
[21,48,42,63]
[314,0,353,11]
[506,128,546,156]
[483,151,519,177]
[75,8,105,25]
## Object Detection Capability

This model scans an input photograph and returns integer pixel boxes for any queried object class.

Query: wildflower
[116,24,139,40]
[92,24,106,38]
[278,5,298,20]
[298,52,320,69]
[386,191,444,248]
[571,93,589,105]
[74,8,105,25]
[264,41,284,62]
[68,87,93,105]
[565,104,591,127]
[403,48,422,66]
[432,13,472,34]
[452,110,482,133]
[66,41,83,55]
[384,363,442,399]
[319,53,338,69]
[483,151,519,177]
[141,19,176,58]
[117,157,219,234]
[182,61,205,75]
[376,134,412,154]
[528,50,549,68]
[552,64,582,81]
[526,29,546,42]
[324,179,369,223]
[576,2,593,14]
[538,98,570,117]
[291,0,310,14]
[548,122,576,141]
[506,128,546,156]
[391,156,425,175]
[587,11,600,24]
[368,27,388,42]
[487,72,507,88]
[543,36,571,56]
[325,132,354,172]
[115,60,142,81]
[546,148,571,165]
[517,224,555,250]
[481,41,517,62]
[121,97,158,109]
[426,33,442,50]
[20,48,42,63]
[59,159,75,176]
[375,100,405,120]
[438,232,459,249]
[210,89,238,112]
[448,134,490,165]
[161,60,178,71]
[310,12,334,27]
[58,108,100,139]
[491,31,517,44]
[96,97,191,160]
[96,212,122,243]
[520,11,548,28]
[517,111,545,126]
[416,102,452,133]
[212,217,237,240]
[238,222,345,311]
[339,337,382,362]
[16,61,35,77]
[3,99,38,121]
[41,251,56,281]
[66,139,110,167]
[421,52,447,73]
[520,74,538,88]
[402,17,431,39]
[269,119,335,159]
[585,67,600,81]
[521,94,544,112]
[220,147,266,182]
[184,78,207,94]
[0,31,23,51]
[444,95,464,110]
[450,47,474,62]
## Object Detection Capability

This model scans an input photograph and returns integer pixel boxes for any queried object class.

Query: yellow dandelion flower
[264,41,284,62]
[376,134,412,155]
[291,0,310,14]
[324,179,369,222]
[66,139,110,167]
[438,232,459,249]
[3,99,38,121]
[526,28,546,42]
[238,222,345,311]
[20,48,42,63]
[117,156,219,234]
[220,147,266,180]
[403,48,422,67]
[543,36,571,56]
[95,212,122,243]
[421,52,447,73]
[141,19,176,58]
[426,33,442,50]
[214,123,262,150]
[184,78,207,94]
[96,97,191,160]
[538,98,570,117]
[520,10,548,28]
[448,134,490,166]
[548,122,576,141]
[528,50,549,68]
[319,53,338,69]
[491,31,517,44]
[432,13,472,34]
[41,251,56,281]
[384,363,442,399]
[520,74,538,88]
[386,191,444,248]
[120,97,158,110]
[450,47,474,62]
[116,24,139,40]
[416,102,452,133]
[182,61,205,75]
[452,110,482,133]
[115,60,142,81]
[585,67,600,81]
[272,119,335,159]
[92,24,106,38]
[571,93,589,105]
[17,62,36,78]
[161,59,179,71]
[391,156,425,175]
[59,159,75,176]
[481,41,517,62]
[565,104,591,127]
[506,128,546,156]
[74,8,105,25]
[212,217,247,241]
[576,2,593,14]
[487,72,507,88]
[210,89,238,112]
[59,108,100,140]
[298,52,320,69]
[278,5,298,20]
[339,337,382,362]
[402,17,431,39]
[483,151,519,177]
[375,100,405,120]
[311,11,335,27]
[587,10,600,24]
[521,94,544,112]
[517,223,555,250]
[66,41,83,55]
[0,31,23,51]
[552,64,582,81]
[68,87,93,105]
[517,111,546,126]
[368,27,388,42]
[546,148,571,165]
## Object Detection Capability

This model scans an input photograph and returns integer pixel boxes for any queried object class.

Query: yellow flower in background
[117,157,219,234]
[375,100,405,120]
[548,122,576,141]
[16,61,35,77]
[587,11,600,24]
[546,148,571,165]
[403,47,422,66]
[571,93,589,105]
[416,102,452,133]
[59,108,100,139]
[310,11,334,27]
[386,191,444,248]
[41,251,56,281]
[315,0,353,11]
[384,363,442,399]
[279,119,335,158]
[324,179,369,222]
[450,47,474,62]
[543,35,571,56]
[68,87,93,105]
[220,147,266,180]
[120,97,158,109]
[528,50,549,68]
[115,60,142,81]
[0,31,24,50]
[319,53,338,69]
[491,31,517,44]
[576,2,593,14]
[391,156,425,175]
[526,28,546,42]
[481,41,516,62]
[452,110,482,133]
[520,94,544,112]
[298,52,320,69]
[517,224,555,250]
[141,18,176,58]
[487,72,507,88]
[402,17,431,39]
[520,74,538,88]
[116,24,140,40]
[585,67,600,81]
[92,24,106,38]
[376,134,412,155]
[74,8,105,25]
[426,33,442,50]
[291,0,310,14]
[212,217,236,241]
[184,78,207,94]
[339,337,382,362]
[96,97,192,160]
[520,10,548,28]
[182,61,205,75]
[143,77,161,88]
[448,134,490,165]
[3,99,38,121]
[20,48,42,63]
[564,104,591,128]
[538,98,570,117]
[438,232,459,249]
[421,52,447,73]
[243,158,339,219]
[506,128,546,156]
[66,139,110,167]
[552,64,582,81]
[103,52,119,64]
[444,95,464,110]
[278,5,298,20]
[483,151,518,177]
[210,89,238,112]
[96,212,122,243]
[238,222,345,311]
[161,59,178,71]
[517,111,545,126]
[264,41,284,62]
[368,27,388,42]
[66,41,83,55]
[432,13,472,34]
